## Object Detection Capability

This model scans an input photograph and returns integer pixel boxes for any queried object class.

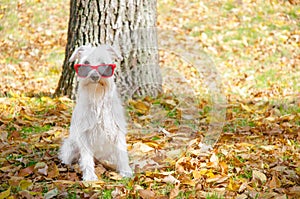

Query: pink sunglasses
[74,64,116,78]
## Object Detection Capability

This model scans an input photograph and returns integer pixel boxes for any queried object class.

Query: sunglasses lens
[97,65,113,77]
[77,65,92,77]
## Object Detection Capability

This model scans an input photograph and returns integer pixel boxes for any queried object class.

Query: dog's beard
[80,77,110,87]
[79,77,113,100]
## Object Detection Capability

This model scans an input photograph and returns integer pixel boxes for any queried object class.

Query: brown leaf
[219,161,228,174]
[138,189,155,199]
[18,165,35,177]
[18,190,36,199]
[288,186,300,196]
[206,175,228,184]
[169,183,180,199]
[268,173,281,189]
[47,163,59,179]
[252,170,267,184]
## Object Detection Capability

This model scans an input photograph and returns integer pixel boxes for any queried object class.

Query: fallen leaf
[288,186,300,196]
[138,189,155,199]
[34,162,48,176]
[18,165,35,177]
[219,161,228,174]
[19,179,33,190]
[252,170,267,184]
[47,163,59,179]
[131,142,154,153]
[44,188,58,199]
[0,186,10,199]
[228,178,240,191]
[130,100,150,115]
[169,182,180,199]
[162,175,180,184]
[206,176,228,184]
[193,170,204,179]
[260,145,277,151]
[268,173,281,189]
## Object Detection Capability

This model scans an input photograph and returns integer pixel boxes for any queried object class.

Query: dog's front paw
[58,153,72,165]
[120,169,133,178]
[83,173,98,181]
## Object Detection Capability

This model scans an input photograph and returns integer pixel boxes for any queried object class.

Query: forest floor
[0,0,299,198]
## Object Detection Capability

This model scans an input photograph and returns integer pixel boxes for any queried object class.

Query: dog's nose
[90,72,100,82]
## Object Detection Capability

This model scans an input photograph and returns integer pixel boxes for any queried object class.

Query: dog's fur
[59,44,132,181]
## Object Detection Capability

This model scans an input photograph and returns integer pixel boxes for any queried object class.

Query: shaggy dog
[59,44,132,181]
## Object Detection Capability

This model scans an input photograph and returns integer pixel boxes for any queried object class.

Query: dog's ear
[105,45,123,61]
[69,44,92,62]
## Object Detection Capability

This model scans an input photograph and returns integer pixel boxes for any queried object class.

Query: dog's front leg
[78,143,98,181]
[115,135,133,177]
[59,138,79,165]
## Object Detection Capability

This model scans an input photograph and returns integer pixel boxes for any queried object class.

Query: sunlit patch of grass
[102,189,113,199]
[0,1,18,36]
[268,101,300,126]
[177,189,196,198]
[238,168,252,179]
[21,124,51,138]
[254,69,277,88]
[206,192,224,199]
[286,9,299,20]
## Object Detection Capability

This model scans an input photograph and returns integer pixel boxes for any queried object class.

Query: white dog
[59,44,133,181]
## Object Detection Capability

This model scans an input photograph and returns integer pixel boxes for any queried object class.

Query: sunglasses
[74,64,116,78]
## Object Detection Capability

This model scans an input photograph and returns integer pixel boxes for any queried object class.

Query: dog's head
[69,44,122,87]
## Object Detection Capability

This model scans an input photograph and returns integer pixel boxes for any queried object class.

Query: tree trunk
[55,0,162,99]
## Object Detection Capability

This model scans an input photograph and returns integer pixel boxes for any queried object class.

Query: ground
[0,0,299,198]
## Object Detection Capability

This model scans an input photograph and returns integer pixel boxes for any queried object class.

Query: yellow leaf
[207,170,215,178]
[193,170,202,179]
[129,100,150,115]
[143,141,161,149]
[0,166,12,172]
[228,178,240,191]
[181,178,195,186]
[240,104,253,113]
[0,186,11,199]
[19,180,33,190]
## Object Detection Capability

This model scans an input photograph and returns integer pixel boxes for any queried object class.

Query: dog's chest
[88,101,119,142]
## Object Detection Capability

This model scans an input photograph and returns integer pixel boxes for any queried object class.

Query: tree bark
[55,0,162,99]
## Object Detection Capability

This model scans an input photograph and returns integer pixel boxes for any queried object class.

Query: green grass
[223,118,255,133]
[238,168,252,179]
[102,189,113,199]
[21,124,51,138]
[176,189,196,198]
[206,192,224,199]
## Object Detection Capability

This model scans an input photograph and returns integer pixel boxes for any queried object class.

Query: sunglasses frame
[74,64,116,78]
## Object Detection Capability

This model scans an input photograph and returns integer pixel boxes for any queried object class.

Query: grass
[102,189,113,199]
[206,193,224,199]
[21,125,51,138]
